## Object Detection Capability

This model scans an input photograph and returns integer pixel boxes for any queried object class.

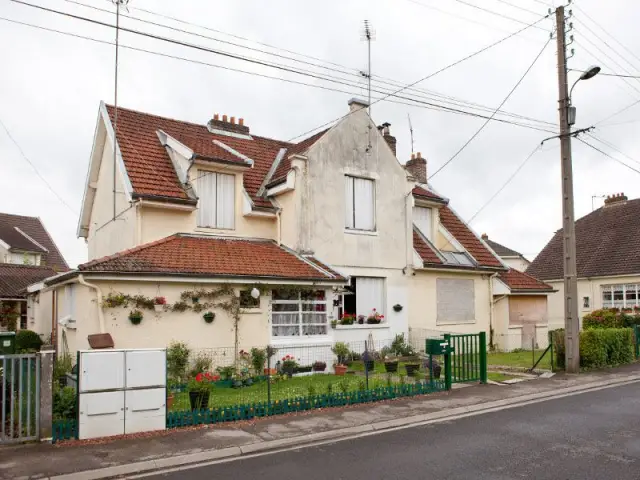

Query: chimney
[481,233,488,241]
[377,122,396,157]
[405,151,427,184]
[348,97,369,112]
[604,192,628,207]
[207,112,250,135]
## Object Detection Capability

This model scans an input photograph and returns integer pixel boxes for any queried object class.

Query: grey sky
[1,0,639,268]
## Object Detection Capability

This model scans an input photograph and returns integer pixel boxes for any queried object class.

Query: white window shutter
[356,277,385,317]
[413,206,432,240]
[345,176,354,229]
[196,172,217,228]
[216,173,235,229]
[354,177,375,230]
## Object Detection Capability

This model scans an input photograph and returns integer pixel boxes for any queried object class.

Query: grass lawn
[487,349,551,370]
[487,372,517,382]
[169,372,419,411]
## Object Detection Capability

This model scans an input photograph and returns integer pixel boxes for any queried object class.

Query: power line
[428,36,552,179]
[492,0,541,17]
[0,15,557,136]
[0,117,78,215]
[450,0,548,30]
[573,19,640,74]
[287,12,552,142]
[577,136,640,175]
[63,0,555,129]
[587,133,640,166]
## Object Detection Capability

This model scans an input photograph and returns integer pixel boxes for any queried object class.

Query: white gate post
[39,348,54,441]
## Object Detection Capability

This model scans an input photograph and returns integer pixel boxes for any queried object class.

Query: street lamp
[568,65,601,125]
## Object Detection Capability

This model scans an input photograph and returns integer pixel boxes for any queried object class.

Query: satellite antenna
[408,113,414,154]
[360,20,375,151]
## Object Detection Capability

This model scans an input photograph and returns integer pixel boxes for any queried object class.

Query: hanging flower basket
[154,297,166,313]
[203,312,215,323]
[128,309,143,325]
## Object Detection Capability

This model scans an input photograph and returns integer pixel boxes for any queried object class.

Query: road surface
[145,381,640,479]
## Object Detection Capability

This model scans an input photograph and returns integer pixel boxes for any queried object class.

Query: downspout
[489,272,499,350]
[78,274,106,334]
[135,201,142,246]
[276,207,282,246]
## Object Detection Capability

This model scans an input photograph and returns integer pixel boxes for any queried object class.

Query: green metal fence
[443,332,487,388]
[52,419,77,443]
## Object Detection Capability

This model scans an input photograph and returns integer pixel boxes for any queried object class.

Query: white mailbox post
[78,348,166,440]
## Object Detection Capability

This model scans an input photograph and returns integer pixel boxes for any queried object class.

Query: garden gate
[427,332,487,389]
[0,354,40,443]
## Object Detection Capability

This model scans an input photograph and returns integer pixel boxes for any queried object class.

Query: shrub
[551,329,565,369]
[583,309,622,329]
[53,386,77,420]
[15,330,43,352]
[250,348,267,374]
[189,351,212,378]
[167,342,190,382]
[390,333,415,357]
[554,327,634,369]
[53,353,73,381]
[331,342,350,365]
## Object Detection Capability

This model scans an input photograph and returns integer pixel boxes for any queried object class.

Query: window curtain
[345,176,354,229]
[196,171,217,227]
[413,206,432,239]
[216,173,235,229]
[356,277,385,317]
[354,177,375,230]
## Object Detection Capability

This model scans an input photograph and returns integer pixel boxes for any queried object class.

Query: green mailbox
[0,332,16,355]
[425,338,451,355]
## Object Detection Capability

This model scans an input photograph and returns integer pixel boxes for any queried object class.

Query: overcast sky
[1,0,639,268]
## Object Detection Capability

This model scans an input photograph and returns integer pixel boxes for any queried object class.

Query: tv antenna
[360,20,375,151]
[408,113,414,154]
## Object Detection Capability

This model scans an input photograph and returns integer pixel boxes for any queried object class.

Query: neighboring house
[528,193,640,330]
[0,213,67,337]
[32,99,505,357]
[481,234,531,272]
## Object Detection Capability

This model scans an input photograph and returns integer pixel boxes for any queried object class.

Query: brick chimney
[376,122,397,157]
[604,192,628,207]
[207,112,250,135]
[405,152,427,183]
[481,233,488,241]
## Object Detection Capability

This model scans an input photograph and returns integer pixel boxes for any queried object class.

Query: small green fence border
[167,380,446,429]
[52,419,77,444]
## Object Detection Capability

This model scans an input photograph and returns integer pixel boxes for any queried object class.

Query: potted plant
[384,356,399,373]
[166,382,176,410]
[340,313,355,325]
[357,315,365,325]
[404,357,421,377]
[312,361,327,372]
[128,309,143,325]
[331,319,338,329]
[366,308,384,324]
[362,350,375,372]
[250,347,267,376]
[187,372,212,410]
[203,311,215,323]
[393,304,403,312]
[331,342,349,376]
[281,355,298,377]
[154,296,167,313]
[423,357,441,379]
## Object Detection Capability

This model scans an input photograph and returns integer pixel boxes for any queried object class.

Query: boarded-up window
[436,278,475,324]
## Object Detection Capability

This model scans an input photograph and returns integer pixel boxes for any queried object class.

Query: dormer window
[196,171,235,229]
[441,251,474,266]
[413,206,432,240]
[345,175,375,231]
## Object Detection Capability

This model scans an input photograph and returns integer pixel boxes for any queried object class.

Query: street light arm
[568,77,581,104]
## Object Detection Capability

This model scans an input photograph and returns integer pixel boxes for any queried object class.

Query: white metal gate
[0,354,40,443]
[78,349,166,440]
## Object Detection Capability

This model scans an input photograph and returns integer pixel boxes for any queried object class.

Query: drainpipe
[135,201,142,246]
[77,274,106,334]
[488,272,499,349]
[276,207,282,246]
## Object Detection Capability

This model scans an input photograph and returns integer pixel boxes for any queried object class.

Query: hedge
[552,328,635,370]
[583,309,640,330]
[15,329,43,353]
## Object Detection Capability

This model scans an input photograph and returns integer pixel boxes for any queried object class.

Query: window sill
[334,324,389,330]
[436,320,476,326]
[270,336,332,345]
[241,308,262,315]
[344,229,378,237]
[194,227,236,234]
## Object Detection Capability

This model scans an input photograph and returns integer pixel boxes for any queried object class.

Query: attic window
[441,251,474,266]
[196,171,235,229]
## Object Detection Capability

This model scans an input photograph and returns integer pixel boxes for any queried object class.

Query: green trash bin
[0,332,16,355]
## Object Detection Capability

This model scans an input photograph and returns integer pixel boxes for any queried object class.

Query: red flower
[195,373,204,382]
[212,375,220,381]
[204,372,213,380]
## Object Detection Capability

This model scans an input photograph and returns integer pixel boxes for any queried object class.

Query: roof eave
[131,192,198,206]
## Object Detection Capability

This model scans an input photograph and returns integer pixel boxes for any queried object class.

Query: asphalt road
[147,382,640,480]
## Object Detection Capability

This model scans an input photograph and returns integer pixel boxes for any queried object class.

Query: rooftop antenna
[360,20,375,151]
[408,113,414,154]
[591,194,606,211]
[111,0,130,221]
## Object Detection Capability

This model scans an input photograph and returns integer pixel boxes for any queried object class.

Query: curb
[51,373,640,480]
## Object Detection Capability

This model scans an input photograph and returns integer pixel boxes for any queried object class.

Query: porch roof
[0,264,59,299]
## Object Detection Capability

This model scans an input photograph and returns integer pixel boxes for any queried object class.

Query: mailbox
[425,338,452,355]
[0,332,15,355]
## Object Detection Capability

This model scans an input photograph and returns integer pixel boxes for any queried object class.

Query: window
[413,206,432,240]
[239,290,260,309]
[8,252,40,265]
[340,277,386,319]
[583,296,590,309]
[271,290,327,337]
[602,284,640,309]
[436,278,475,324]
[345,176,375,231]
[196,171,235,229]
[19,302,27,330]
[441,251,474,266]
[61,285,75,322]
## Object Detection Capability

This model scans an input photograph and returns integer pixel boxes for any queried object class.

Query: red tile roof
[439,207,503,268]
[0,264,58,299]
[498,268,553,292]
[528,198,640,280]
[0,213,68,271]
[412,186,448,204]
[269,129,329,186]
[78,234,345,281]
[413,228,443,265]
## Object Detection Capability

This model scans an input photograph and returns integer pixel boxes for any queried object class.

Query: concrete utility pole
[555,5,580,374]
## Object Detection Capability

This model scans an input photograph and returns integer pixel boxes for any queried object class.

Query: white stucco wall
[409,271,492,336]
[502,257,530,272]
[28,290,53,340]
[87,140,137,260]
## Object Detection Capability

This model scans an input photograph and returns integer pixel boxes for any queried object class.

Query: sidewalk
[3,363,640,480]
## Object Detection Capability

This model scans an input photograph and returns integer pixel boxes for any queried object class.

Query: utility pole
[555,5,580,374]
